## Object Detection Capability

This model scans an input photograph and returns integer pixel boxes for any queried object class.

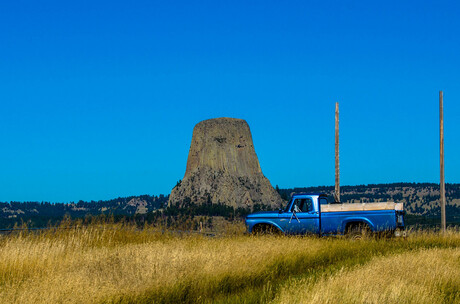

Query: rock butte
[169,117,284,209]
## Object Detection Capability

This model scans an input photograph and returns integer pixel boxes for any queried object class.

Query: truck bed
[321,202,403,213]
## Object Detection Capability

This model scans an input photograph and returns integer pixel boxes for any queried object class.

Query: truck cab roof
[291,193,327,197]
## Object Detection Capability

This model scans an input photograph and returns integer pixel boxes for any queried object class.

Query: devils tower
[169,118,284,209]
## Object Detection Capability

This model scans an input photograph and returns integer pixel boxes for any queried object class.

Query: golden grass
[274,248,460,304]
[0,224,459,304]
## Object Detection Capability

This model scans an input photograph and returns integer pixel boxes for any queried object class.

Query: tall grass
[274,248,460,304]
[0,224,459,304]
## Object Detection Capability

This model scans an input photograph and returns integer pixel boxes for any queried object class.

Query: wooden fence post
[335,102,340,203]
[440,91,446,233]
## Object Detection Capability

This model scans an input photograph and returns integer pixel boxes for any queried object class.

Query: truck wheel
[252,224,280,235]
[347,224,370,240]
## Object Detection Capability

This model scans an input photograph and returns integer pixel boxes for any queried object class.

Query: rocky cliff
[169,118,284,209]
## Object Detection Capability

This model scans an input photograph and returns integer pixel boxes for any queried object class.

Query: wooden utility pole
[335,102,340,202]
[440,91,446,233]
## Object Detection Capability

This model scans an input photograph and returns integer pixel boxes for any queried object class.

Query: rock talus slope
[169,118,284,209]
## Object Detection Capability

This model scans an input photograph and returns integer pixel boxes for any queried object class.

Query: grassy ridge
[0,224,459,304]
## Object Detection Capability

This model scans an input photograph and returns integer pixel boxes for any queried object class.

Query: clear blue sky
[1,0,459,202]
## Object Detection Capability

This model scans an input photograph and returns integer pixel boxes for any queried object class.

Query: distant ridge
[0,194,169,228]
[1,183,460,229]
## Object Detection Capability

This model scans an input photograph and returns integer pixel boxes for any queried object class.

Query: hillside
[2,182,460,229]
[0,195,169,228]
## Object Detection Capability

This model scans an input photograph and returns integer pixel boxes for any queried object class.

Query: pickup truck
[245,193,405,237]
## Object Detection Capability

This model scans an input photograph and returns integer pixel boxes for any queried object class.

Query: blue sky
[1,0,459,202]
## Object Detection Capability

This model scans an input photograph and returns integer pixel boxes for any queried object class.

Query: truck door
[281,197,320,235]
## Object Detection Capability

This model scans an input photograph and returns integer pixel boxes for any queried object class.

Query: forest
[1,182,459,229]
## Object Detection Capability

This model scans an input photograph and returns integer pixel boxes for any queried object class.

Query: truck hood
[246,211,279,219]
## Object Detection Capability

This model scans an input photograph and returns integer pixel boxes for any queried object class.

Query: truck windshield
[284,197,313,212]
[284,198,294,212]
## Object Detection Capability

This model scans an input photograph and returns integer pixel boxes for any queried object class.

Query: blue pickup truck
[246,193,405,237]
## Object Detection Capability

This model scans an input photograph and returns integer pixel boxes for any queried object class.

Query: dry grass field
[0,222,459,304]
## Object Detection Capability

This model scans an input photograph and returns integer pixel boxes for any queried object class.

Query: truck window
[291,198,313,212]
[304,199,313,212]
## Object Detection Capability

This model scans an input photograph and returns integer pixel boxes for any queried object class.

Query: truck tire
[252,224,281,235]
[346,223,370,239]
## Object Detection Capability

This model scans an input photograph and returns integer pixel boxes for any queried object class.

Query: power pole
[440,91,446,233]
[335,102,340,203]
